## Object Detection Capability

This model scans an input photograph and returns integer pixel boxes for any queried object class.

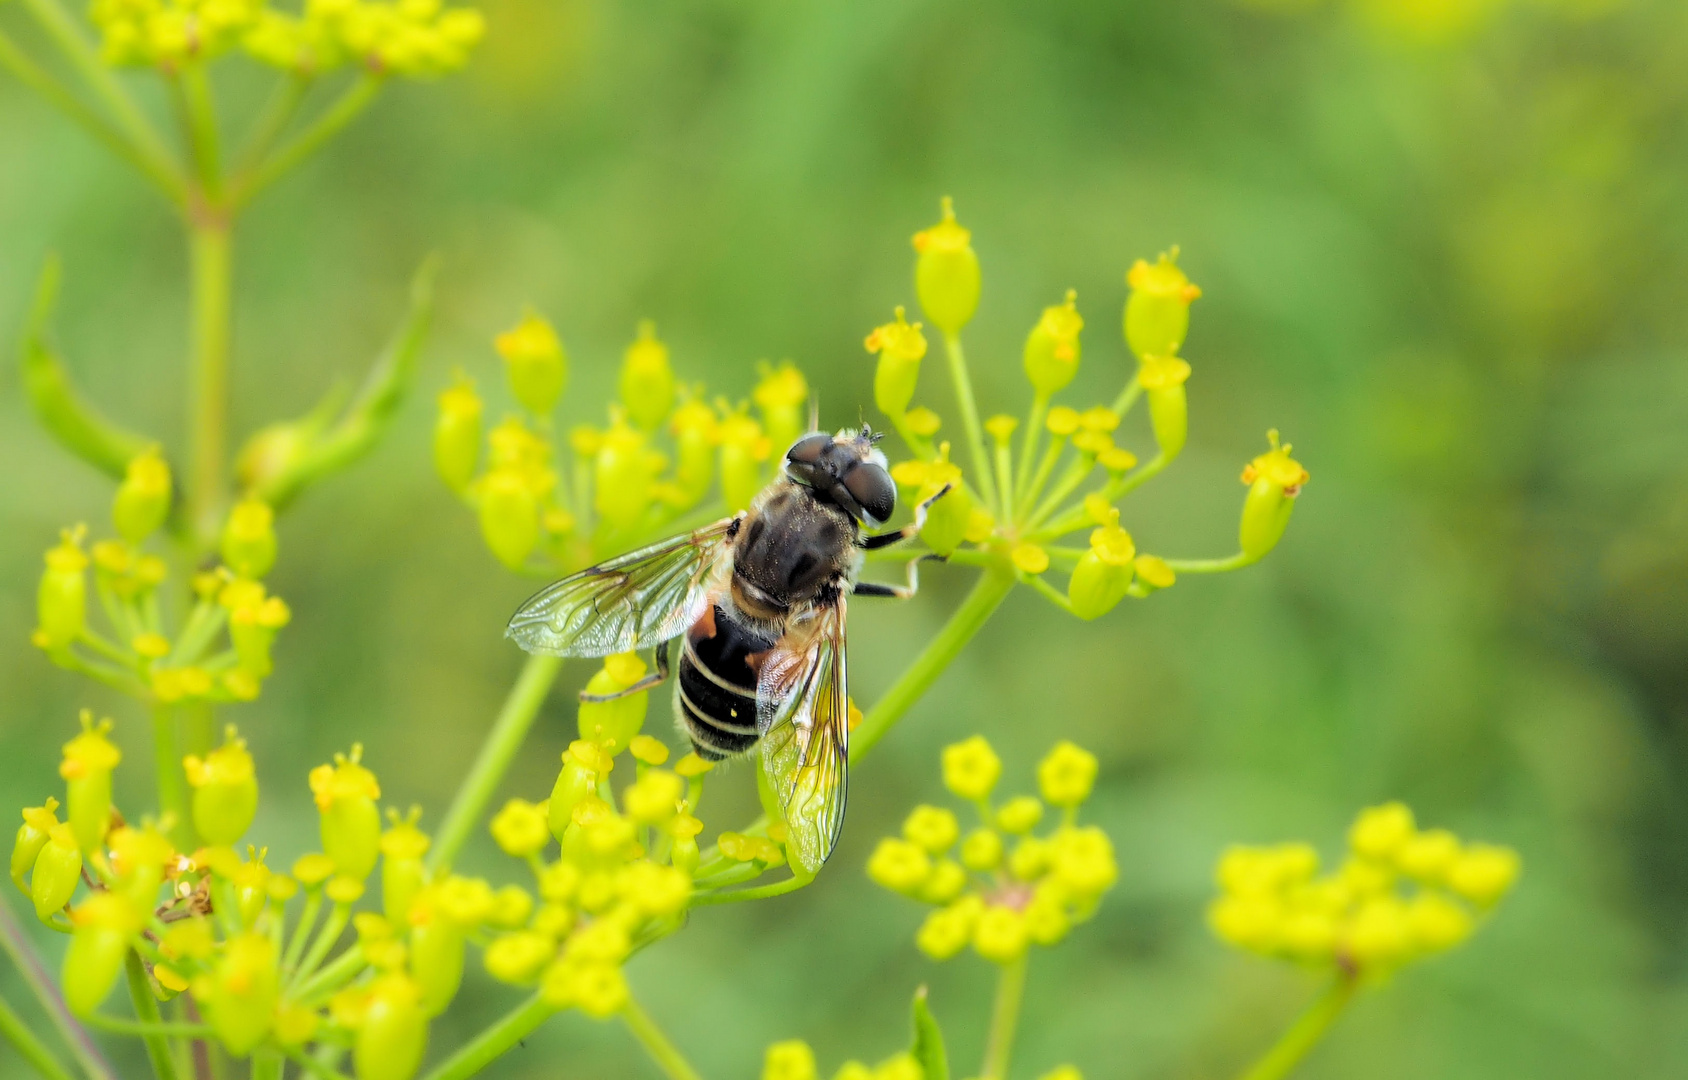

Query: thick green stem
[418,993,553,1080]
[0,993,75,1080]
[125,952,182,1080]
[0,898,114,1080]
[429,653,565,872]
[186,220,232,549]
[232,73,383,207]
[1237,976,1355,1080]
[850,567,1015,762]
[621,994,704,1080]
[980,954,1027,1080]
[943,334,996,511]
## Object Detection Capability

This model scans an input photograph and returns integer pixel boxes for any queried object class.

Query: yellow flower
[495,310,568,416]
[1051,827,1117,898]
[763,1040,818,1080]
[1038,1068,1084,1080]
[941,736,1001,800]
[996,796,1044,834]
[1011,542,1050,575]
[919,859,967,905]
[1349,802,1415,860]
[490,799,551,858]
[623,770,684,825]
[629,736,670,766]
[902,805,960,854]
[485,931,555,985]
[960,828,1004,871]
[544,960,628,1019]
[866,838,932,895]
[1445,844,1520,907]
[915,903,974,960]
[1037,741,1098,807]
[972,905,1029,963]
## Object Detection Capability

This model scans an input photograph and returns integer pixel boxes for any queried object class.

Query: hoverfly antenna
[861,421,884,445]
[808,394,820,434]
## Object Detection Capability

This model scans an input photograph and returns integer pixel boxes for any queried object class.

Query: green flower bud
[409,917,466,1016]
[309,745,382,881]
[620,321,675,432]
[1238,431,1309,562]
[719,412,769,514]
[30,823,80,920]
[228,594,291,681]
[60,713,120,855]
[890,447,968,556]
[106,824,173,908]
[1067,520,1136,620]
[184,726,258,847]
[433,373,483,494]
[576,653,649,753]
[199,933,279,1056]
[1138,354,1191,461]
[548,741,606,844]
[670,398,719,504]
[113,447,172,544]
[12,800,59,895]
[913,197,980,335]
[63,891,143,1016]
[754,363,809,460]
[355,974,428,1080]
[1023,291,1083,396]
[380,809,431,925]
[496,311,568,416]
[593,422,657,530]
[35,528,88,651]
[865,307,927,417]
[1124,248,1201,360]
[221,498,277,579]
[478,468,539,570]
[230,851,272,928]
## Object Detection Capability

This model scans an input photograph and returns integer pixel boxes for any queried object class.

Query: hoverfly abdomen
[676,604,779,761]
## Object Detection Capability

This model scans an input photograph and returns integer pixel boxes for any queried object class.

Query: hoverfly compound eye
[842,462,897,527]
[786,433,832,465]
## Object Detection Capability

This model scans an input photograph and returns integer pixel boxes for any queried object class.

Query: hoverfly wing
[755,598,849,875]
[506,517,737,657]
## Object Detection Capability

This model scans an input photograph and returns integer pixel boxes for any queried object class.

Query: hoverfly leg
[852,555,930,600]
[578,640,672,702]
[861,483,953,551]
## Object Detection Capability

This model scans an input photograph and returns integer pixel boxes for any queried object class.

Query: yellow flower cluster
[1208,802,1520,976]
[867,737,1116,965]
[762,1040,924,1080]
[437,310,812,574]
[90,0,485,76]
[33,452,291,706]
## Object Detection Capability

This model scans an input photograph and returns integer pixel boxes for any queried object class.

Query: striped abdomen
[676,604,779,761]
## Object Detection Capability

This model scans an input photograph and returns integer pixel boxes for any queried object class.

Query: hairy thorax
[729,481,860,617]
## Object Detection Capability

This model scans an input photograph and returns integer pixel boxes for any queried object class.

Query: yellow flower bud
[972,905,1029,963]
[940,736,1001,801]
[902,805,960,854]
[36,528,88,651]
[60,712,120,855]
[1124,248,1201,360]
[996,797,1044,835]
[594,421,658,530]
[629,735,670,766]
[620,321,675,431]
[1238,430,1309,562]
[310,745,382,881]
[619,861,691,918]
[354,973,428,1080]
[1050,826,1117,898]
[1278,908,1338,961]
[1011,542,1048,575]
[670,398,719,503]
[183,725,258,846]
[576,653,649,752]
[1038,741,1099,807]
[1068,522,1136,620]
[960,828,1003,872]
[1023,290,1083,396]
[1133,555,1175,592]
[63,891,143,1016]
[764,1040,818,1080]
[1137,354,1191,460]
[542,959,628,1019]
[1446,844,1520,907]
[865,307,927,417]
[491,798,551,858]
[918,859,967,905]
[835,1063,874,1080]
[754,362,809,458]
[106,823,172,908]
[221,498,277,579]
[866,838,932,895]
[1406,892,1473,952]
[479,468,540,570]
[1038,1067,1084,1080]
[489,884,535,930]
[913,197,981,335]
[623,770,683,826]
[719,411,770,514]
[381,810,431,925]
[200,933,280,1055]
[1395,828,1461,883]
[915,902,974,961]
[496,311,568,416]
[433,372,483,493]
[12,799,60,894]
[113,447,172,544]
[1344,896,1413,968]
[228,594,290,680]
[1025,884,1071,946]
[1008,836,1049,880]
[1349,802,1415,860]
[485,931,555,985]
[1208,893,1281,952]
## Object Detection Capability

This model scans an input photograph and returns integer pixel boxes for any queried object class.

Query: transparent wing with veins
[756,599,849,875]
[505,517,736,657]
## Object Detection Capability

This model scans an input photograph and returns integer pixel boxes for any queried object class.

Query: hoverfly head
[783,428,896,528]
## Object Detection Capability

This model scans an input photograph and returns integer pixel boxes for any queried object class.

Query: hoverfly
[507,425,949,874]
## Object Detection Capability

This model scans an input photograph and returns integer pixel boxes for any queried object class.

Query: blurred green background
[4,0,1688,1076]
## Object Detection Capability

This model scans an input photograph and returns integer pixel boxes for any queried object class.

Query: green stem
[992,438,1014,523]
[236,73,308,171]
[186,219,232,550]
[283,1047,352,1080]
[429,653,564,872]
[1020,572,1075,615]
[1237,976,1356,1080]
[290,904,349,989]
[1164,552,1254,574]
[942,334,996,511]
[124,952,183,1080]
[17,0,183,200]
[0,992,75,1080]
[84,1012,211,1040]
[1032,453,1168,541]
[151,705,187,848]
[231,73,384,207]
[418,993,554,1080]
[621,994,704,1080]
[849,567,1015,762]
[688,872,813,908]
[1013,392,1048,510]
[249,1050,282,1080]
[175,65,222,198]
[1110,375,1142,416]
[289,945,364,1005]
[0,897,114,1080]
[979,954,1027,1080]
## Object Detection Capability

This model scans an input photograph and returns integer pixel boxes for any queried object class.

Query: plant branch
[621,994,704,1080]
[185,220,232,550]
[1163,552,1254,574]
[123,952,183,1080]
[0,895,114,1080]
[1237,975,1355,1080]
[942,334,996,511]
[231,72,384,207]
[174,64,222,198]
[418,993,554,1080]
[979,954,1027,1080]
[0,992,75,1080]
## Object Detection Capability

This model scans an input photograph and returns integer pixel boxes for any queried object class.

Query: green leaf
[910,985,949,1080]
[18,256,152,480]
[246,254,439,509]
